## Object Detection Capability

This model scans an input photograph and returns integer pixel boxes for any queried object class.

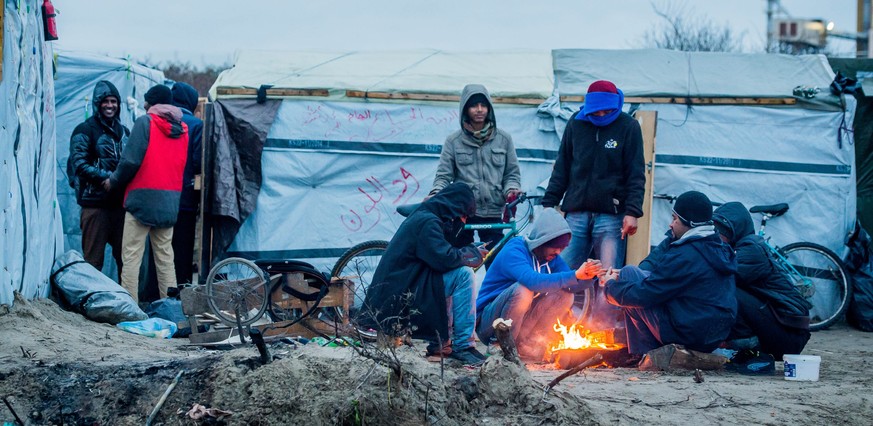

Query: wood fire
[548,318,627,369]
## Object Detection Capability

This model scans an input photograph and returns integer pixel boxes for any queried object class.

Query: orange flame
[550,318,612,352]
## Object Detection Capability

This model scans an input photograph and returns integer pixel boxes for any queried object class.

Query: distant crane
[766,0,871,57]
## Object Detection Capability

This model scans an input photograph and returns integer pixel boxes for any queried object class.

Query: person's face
[719,233,730,244]
[670,213,691,239]
[533,244,565,263]
[100,96,119,120]
[590,109,615,117]
[466,102,489,125]
[459,215,468,224]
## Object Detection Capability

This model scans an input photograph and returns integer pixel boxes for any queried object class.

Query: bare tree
[640,2,745,52]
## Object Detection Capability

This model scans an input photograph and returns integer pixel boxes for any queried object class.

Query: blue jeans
[561,212,626,324]
[476,283,574,358]
[560,211,625,270]
[443,266,476,352]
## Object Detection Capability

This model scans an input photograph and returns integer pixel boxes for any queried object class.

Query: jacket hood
[525,208,571,250]
[422,182,476,221]
[713,202,755,246]
[459,84,496,129]
[92,80,122,122]
[148,104,186,139]
[171,82,200,113]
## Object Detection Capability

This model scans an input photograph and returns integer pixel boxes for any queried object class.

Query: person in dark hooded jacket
[69,80,130,274]
[362,183,488,365]
[108,84,188,302]
[713,202,811,359]
[603,191,737,355]
[169,82,203,284]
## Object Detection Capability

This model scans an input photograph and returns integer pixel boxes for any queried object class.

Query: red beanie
[587,80,618,94]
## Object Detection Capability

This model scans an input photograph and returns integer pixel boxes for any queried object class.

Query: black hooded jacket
[713,202,811,329]
[362,183,484,341]
[69,80,130,208]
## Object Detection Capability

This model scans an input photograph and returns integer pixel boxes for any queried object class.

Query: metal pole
[767,0,776,52]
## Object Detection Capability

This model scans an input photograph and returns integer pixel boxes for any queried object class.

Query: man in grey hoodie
[430,84,522,249]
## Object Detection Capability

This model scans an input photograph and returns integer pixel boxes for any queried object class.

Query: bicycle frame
[464,221,518,268]
[756,214,814,295]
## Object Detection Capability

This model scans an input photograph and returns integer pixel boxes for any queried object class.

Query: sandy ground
[1,295,872,425]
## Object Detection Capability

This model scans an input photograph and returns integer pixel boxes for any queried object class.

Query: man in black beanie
[599,190,738,356]
[108,84,188,302]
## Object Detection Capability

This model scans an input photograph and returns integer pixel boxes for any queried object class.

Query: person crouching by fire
[360,183,490,366]
[475,208,604,361]
[601,191,738,355]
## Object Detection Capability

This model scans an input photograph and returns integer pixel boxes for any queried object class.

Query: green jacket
[431,84,521,218]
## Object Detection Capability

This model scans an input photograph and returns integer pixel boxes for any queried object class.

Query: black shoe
[726,350,775,375]
[449,348,486,366]
[426,342,452,357]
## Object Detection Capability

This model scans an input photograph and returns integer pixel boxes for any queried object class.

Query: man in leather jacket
[69,80,129,274]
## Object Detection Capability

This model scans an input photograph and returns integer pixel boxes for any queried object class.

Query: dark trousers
[172,210,198,284]
[80,206,125,276]
[730,288,811,359]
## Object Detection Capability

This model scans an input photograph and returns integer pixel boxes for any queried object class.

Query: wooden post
[492,318,520,363]
[626,110,658,266]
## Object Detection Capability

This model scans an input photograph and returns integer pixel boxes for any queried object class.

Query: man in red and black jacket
[108,84,188,302]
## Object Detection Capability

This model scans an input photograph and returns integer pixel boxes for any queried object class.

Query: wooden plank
[625,110,658,266]
[345,90,546,105]
[255,318,351,339]
[560,95,796,105]
[215,87,330,97]
[271,276,352,317]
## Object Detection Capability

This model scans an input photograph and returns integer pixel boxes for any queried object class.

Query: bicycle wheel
[572,288,594,325]
[780,242,851,331]
[330,240,389,340]
[205,257,270,327]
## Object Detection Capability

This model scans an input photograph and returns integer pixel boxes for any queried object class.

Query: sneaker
[449,348,486,366]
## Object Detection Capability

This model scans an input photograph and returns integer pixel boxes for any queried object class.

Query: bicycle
[204,257,340,343]
[331,192,564,337]
[652,194,851,331]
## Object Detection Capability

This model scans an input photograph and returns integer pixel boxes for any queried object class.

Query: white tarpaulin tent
[207,49,558,273]
[208,48,856,274]
[54,50,164,278]
[550,49,856,257]
[1,1,61,306]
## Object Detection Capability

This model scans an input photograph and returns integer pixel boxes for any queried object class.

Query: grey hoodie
[431,84,521,218]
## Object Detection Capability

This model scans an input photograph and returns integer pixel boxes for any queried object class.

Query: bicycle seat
[749,203,789,217]
[254,259,317,273]
[396,203,421,217]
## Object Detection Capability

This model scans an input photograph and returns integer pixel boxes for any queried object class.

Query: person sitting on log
[601,191,738,355]
[475,208,603,361]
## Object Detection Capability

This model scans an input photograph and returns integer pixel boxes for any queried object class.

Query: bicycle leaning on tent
[653,194,851,331]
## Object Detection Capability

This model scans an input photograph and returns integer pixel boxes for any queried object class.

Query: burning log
[548,318,628,369]
[542,353,603,398]
[492,318,520,363]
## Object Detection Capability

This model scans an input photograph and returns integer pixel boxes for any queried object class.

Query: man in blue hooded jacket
[602,191,737,355]
[476,208,603,360]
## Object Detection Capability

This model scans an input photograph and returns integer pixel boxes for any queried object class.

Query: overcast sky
[55,0,859,67]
